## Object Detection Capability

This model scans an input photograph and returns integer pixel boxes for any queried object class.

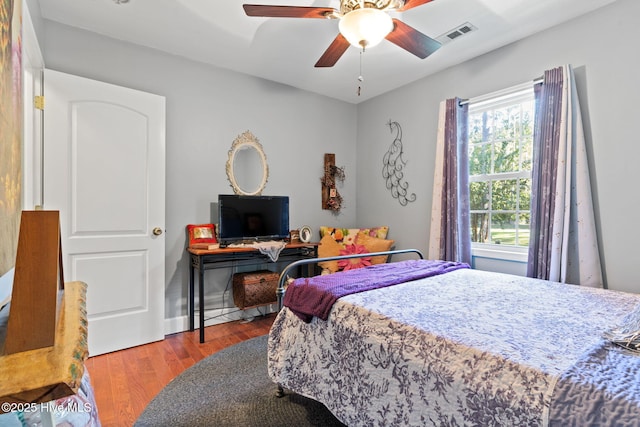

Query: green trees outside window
[468,91,534,247]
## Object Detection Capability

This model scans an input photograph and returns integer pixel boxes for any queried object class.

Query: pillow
[337,243,372,271]
[187,224,217,246]
[317,234,342,273]
[319,226,389,245]
[357,226,390,240]
[356,233,395,265]
[318,226,391,273]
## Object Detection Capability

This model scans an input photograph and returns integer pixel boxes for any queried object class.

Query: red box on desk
[232,270,280,309]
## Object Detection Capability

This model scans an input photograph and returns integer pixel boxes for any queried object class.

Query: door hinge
[34,95,45,110]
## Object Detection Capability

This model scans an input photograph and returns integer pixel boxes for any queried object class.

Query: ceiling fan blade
[243,4,335,18]
[386,19,441,59]
[398,0,434,12]
[315,33,350,67]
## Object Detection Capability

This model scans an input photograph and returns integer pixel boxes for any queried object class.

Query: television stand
[186,242,318,343]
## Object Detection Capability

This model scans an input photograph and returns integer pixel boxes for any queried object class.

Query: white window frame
[467,83,535,263]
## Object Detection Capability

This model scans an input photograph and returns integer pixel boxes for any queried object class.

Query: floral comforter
[268,268,640,426]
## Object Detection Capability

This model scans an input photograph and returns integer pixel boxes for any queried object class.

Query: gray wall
[39,21,358,321]
[28,0,640,328]
[357,0,640,293]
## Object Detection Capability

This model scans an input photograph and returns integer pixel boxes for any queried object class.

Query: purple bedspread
[283,259,469,322]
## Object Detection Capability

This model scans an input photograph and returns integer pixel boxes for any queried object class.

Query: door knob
[152,227,163,236]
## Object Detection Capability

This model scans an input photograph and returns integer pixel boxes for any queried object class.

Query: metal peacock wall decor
[382,120,416,206]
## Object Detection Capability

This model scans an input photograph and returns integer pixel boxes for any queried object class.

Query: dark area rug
[135,335,345,427]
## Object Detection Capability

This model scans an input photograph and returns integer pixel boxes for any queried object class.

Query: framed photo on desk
[299,226,312,243]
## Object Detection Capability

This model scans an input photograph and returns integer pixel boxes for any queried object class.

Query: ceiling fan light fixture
[339,8,393,49]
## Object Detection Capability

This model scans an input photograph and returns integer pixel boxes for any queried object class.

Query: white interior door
[43,69,166,356]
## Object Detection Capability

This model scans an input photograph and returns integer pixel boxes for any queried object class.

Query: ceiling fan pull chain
[358,47,365,96]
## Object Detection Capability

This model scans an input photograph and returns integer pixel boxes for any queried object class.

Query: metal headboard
[276,248,425,310]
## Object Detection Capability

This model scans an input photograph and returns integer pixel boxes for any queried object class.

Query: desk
[187,243,318,343]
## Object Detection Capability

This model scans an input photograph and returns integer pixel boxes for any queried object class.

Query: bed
[268,250,640,426]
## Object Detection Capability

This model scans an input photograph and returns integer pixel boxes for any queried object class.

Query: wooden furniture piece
[0,281,88,406]
[0,210,90,409]
[187,242,318,343]
[4,211,64,354]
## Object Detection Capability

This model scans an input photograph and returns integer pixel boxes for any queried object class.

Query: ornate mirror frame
[226,131,269,196]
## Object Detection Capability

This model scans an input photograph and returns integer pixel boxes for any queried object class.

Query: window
[468,88,535,248]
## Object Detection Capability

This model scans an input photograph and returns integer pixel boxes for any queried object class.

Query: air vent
[436,22,478,45]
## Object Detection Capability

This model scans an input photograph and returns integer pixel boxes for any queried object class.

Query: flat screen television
[217,194,289,246]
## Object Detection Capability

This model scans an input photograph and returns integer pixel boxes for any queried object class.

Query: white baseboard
[164,304,278,336]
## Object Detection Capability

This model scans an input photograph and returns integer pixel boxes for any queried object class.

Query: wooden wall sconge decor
[4,210,64,354]
[321,153,345,214]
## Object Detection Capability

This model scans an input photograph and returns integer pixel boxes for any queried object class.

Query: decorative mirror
[226,131,269,196]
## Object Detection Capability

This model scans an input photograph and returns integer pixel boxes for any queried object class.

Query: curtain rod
[459,76,543,106]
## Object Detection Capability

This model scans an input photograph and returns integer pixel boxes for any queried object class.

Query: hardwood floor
[84,314,276,427]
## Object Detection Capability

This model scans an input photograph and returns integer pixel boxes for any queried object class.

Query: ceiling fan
[243,0,441,67]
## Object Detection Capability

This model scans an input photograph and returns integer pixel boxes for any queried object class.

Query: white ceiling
[36,0,618,104]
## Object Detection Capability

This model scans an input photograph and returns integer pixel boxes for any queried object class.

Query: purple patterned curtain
[429,98,471,264]
[527,69,561,279]
[527,66,603,287]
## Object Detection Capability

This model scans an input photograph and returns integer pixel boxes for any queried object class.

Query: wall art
[320,153,345,214]
[0,0,22,276]
[382,120,416,206]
